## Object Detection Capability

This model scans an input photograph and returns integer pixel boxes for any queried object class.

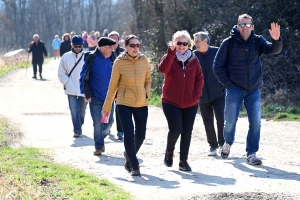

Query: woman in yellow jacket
[102,35,151,176]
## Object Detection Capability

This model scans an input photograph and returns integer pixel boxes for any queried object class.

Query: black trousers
[115,102,123,132]
[32,60,43,75]
[199,96,225,149]
[162,102,198,161]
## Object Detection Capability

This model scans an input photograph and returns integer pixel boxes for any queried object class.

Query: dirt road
[1,60,300,199]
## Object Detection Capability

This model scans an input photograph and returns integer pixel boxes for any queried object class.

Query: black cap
[98,37,116,47]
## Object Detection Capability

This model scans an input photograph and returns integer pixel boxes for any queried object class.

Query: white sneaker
[207,147,217,156]
[221,143,231,158]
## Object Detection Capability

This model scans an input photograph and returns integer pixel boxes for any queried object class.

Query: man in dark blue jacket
[213,14,282,165]
[79,37,117,156]
[193,32,225,156]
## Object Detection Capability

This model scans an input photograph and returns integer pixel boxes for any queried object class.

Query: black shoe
[164,150,173,167]
[123,151,131,172]
[131,165,140,176]
[39,73,43,80]
[32,75,37,79]
[179,160,192,171]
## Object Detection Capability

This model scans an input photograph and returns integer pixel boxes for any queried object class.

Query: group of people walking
[32,13,283,177]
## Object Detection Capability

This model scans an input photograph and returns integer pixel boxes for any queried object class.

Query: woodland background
[0,0,299,106]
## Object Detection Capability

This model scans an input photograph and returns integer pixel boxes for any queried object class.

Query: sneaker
[123,151,131,172]
[117,132,124,140]
[131,165,140,176]
[247,154,262,165]
[164,150,173,167]
[208,147,217,156]
[221,143,231,159]
[73,133,80,138]
[179,160,192,171]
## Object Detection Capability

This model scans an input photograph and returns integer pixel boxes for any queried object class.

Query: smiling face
[174,37,189,54]
[125,38,140,57]
[237,17,254,41]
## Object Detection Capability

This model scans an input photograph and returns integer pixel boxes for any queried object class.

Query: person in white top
[58,35,87,138]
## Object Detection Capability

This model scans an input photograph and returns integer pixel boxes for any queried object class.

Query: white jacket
[58,51,85,96]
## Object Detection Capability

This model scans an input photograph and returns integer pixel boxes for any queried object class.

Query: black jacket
[27,40,47,62]
[194,47,224,103]
[60,40,71,56]
[213,25,283,91]
[114,45,125,56]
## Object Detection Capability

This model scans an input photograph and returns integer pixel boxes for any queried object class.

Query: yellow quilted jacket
[102,52,151,112]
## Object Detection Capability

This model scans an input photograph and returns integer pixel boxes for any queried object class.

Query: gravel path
[1,60,300,199]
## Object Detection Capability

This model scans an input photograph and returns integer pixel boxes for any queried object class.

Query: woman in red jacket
[158,30,204,171]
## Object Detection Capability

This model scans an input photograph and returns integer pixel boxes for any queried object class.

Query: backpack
[227,36,261,58]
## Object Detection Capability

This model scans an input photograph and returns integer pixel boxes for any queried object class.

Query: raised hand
[269,22,280,41]
[169,40,176,51]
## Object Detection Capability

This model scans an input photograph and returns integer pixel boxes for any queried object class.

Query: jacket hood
[230,25,256,43]
[118,52,145,61]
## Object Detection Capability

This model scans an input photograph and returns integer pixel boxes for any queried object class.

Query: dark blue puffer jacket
[213,25,283,91]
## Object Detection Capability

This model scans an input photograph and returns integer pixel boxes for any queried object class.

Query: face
[193,35,206,50]
[72,44,83,53]
[33,36,39,42]
[125,38,140,57]
[64,36,70,41]
[237,18,254,40]
[174,37,189,54]
[109,35,119,49]
[100,45,114,58]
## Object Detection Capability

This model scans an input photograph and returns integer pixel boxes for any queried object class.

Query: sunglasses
[177,41,189,46]
[128,44,141,48]
[73,45,83,48]
[238,23,252,28]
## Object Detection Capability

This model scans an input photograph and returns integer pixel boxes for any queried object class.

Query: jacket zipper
[181,61,186,107]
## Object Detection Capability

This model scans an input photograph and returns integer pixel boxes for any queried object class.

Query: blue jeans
[67,95,87,134]
[89,96,114,149]
[117,105,148,167]
[223,84,261,155]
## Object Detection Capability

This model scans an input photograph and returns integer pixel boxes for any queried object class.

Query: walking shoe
[73,133,80,138]
[221,143,231,159]
[131,165,140,176]
[32,75,37,79]
[164,150,173,167]
[247,154,262,165]
[179,160,192,171]
[117,132,124,140]
[123,151,131,172]
[207,147,217,156]
[39,73,43,80]
[94,146,105,156]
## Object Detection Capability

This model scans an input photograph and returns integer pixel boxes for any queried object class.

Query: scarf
[176,50,191,63]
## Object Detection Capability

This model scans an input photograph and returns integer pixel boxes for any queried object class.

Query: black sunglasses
[177,41,188,46]
[238,23,252,28]
[128,44,141,48]
[73,45,83,48]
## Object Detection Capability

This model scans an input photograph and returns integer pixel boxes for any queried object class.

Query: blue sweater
[213,25,283,91]
[79,51,113,100]
[52,39,61,50]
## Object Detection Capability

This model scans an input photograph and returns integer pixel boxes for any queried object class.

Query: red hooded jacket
[158,47,204,108]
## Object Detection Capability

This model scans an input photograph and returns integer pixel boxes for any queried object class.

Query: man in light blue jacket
[58,35,86,138]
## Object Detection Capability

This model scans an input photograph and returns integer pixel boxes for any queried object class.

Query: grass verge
[0,147,131,199]
[148,93,162,107]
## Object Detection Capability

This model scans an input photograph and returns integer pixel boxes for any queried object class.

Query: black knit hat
[71,35,83,45]
[98,37,116,47]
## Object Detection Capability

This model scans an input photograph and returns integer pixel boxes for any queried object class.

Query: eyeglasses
[73,45,83,48]
[238,23,252,28]
[177,41,188,46]
[128,44,141,48]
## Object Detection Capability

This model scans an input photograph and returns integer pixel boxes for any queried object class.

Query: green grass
[0,147,131,199]
[148,93,162,106]
[0,57,52,78]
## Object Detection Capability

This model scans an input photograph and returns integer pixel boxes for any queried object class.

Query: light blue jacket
[52,39,61,50]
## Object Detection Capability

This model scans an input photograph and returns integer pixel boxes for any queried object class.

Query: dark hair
[125,34,139,46]
[237,14,254,24]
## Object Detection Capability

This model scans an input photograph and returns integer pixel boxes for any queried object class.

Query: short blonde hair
[172,30,191,44]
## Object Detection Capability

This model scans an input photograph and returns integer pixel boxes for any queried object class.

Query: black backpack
[227,36,261,58]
